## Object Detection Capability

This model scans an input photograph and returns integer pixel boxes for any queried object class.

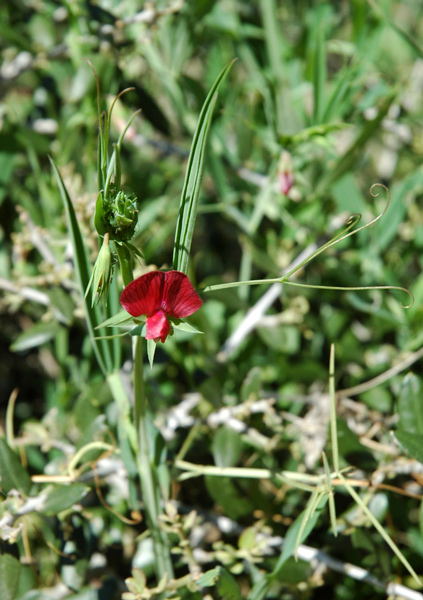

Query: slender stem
[115,242,134,287]
[175,459,325,489]
[133,335,174,580]
[201,277,413,308]
[107,371,139,509]
[329,344,339,473]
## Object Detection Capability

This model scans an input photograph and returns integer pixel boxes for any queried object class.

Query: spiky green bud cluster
[96,190,138,242]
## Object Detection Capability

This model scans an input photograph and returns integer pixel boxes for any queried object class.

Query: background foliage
[1,1,423,598]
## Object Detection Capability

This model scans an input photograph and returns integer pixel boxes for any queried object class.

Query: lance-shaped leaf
[49,157,114,374]
[172,59,236,274]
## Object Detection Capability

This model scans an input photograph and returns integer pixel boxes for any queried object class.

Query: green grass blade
[312,21,327,124]
[172,59,236,274]
[321,62,358,124]
[49,157,113,375]
[316,87,397,194]
[322,452,338,537]
[368,0,423,58]
[260,0,284,83]
[338,472,422,585]
[329,344,339,472]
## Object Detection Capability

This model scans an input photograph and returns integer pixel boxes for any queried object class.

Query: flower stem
[115,240,172,578]
[114,242,134,287]
[133,334,174,580]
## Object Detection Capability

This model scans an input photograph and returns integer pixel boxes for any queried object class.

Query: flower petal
[146,310,171,343]
[162,271,202,318]
[120,271,164,317]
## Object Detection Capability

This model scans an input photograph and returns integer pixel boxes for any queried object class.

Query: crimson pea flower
[120,270,202,343]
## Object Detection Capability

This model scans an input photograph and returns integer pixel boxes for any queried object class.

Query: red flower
[120,271,202,343]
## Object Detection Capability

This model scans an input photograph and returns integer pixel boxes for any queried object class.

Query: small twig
[337,346,423,399]
[296,544,423,600]
[0,277,50,305]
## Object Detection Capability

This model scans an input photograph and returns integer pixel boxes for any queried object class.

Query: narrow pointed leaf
[394,430,423,464]
[172,59,236,273]
[97,310,138,329]
[42,484,89,515]
[172,320,203,334]
[49,157,114,374]
[10,321,61,352]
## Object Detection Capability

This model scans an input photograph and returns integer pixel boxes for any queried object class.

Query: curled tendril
[280,185,391,281]
[324,182,391,252]
[201,183,414,310]
[345,214,361,228]
[281,182,413,308]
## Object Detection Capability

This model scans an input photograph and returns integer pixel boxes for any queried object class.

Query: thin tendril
[283,281,414,309]
[283,183,390,282]
[324,182,390,250]
[108,87,136,130]
[82,58,101,120]
[201,183,413,309]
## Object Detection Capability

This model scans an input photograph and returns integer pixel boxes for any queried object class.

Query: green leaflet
[172,59,236,274]
[49,157,115,374]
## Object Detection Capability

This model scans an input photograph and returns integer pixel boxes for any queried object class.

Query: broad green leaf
[172,59,235,274]
[238,526,256,550]
[212,426,242,468]
[197,567,221,587]
[10,321,61,352]
[241,367,261,402]
[49,157,114,374]
[46,287,75,324]
[216,567,242,600]
[41,484,89,516]
[398,374,423,435]
[197,566,242,600]
[0,438,31,494]
[394,430,423,464]
[205,475,253,520]
[0,554,21,600]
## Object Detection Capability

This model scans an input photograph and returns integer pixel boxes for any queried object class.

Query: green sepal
[129,324,145,337]
[170,319,203,335]
[147,338,157,368]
